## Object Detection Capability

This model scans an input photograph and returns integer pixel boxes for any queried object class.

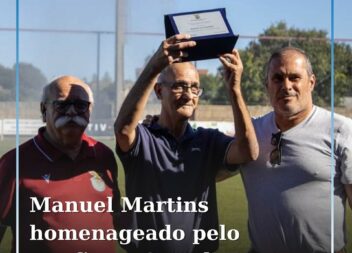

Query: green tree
[334,43,352,101]
[0,64,14,101]
[18,63,47,101]
[199,73,221,104]
[213,21,352,106]
[0,63,47,101]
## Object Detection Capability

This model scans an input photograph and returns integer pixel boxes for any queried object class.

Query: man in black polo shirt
[115,34,258,252]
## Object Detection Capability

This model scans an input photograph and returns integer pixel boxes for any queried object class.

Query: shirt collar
[148,122,195,142]
[33,127,96,162]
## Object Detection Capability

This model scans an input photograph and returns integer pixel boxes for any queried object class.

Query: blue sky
[0,0,351,82]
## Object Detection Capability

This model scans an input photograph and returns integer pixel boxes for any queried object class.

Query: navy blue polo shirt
[116,123,235,253]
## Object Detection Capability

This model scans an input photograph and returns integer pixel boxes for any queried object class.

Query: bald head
[41,75,94,104]
[157,62,199,84]
[39,76,93,149]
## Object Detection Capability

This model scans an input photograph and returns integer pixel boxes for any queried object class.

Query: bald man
[0,76,120,253]
[114,34,258,252]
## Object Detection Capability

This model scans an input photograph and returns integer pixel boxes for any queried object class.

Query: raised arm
[219,49,259,164]
[114,34,196,152]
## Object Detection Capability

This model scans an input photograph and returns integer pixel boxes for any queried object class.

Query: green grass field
[0,137,351,252]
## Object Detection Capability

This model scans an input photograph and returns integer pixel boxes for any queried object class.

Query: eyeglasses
[270,131,282,166]
[163,81,203,97]
[47,100,91,114]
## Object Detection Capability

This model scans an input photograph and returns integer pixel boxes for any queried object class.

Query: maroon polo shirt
[0,127,119,253]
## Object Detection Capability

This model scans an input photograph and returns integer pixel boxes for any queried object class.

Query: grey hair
[264,47,314,86]
[156,62,197,84]
[41,85,53,103]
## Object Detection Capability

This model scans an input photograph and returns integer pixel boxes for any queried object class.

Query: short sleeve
[209,129,238,172]
[338,120,352,185]
[341,145,352,184]
[115,124,143,159]
[0,151,16,225]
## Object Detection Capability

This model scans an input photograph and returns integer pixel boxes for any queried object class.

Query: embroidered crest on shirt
[89,171,106,192]
[42,174,51,184]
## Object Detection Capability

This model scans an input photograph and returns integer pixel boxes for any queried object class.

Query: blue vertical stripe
[15,0,20,252]
[330,0,335,252]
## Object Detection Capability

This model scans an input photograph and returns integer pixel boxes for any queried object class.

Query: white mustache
[54,116,89,128]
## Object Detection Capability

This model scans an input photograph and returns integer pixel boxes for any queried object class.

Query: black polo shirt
[116,123,235,253]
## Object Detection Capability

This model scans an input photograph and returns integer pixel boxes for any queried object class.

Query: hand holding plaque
[148,33,197,73]
[219,49,243,92]
[165,8,239,61]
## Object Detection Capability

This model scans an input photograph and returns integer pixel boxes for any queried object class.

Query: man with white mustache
[54,115,88,129]
[241,47,352,253]
[0,76,120,253]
